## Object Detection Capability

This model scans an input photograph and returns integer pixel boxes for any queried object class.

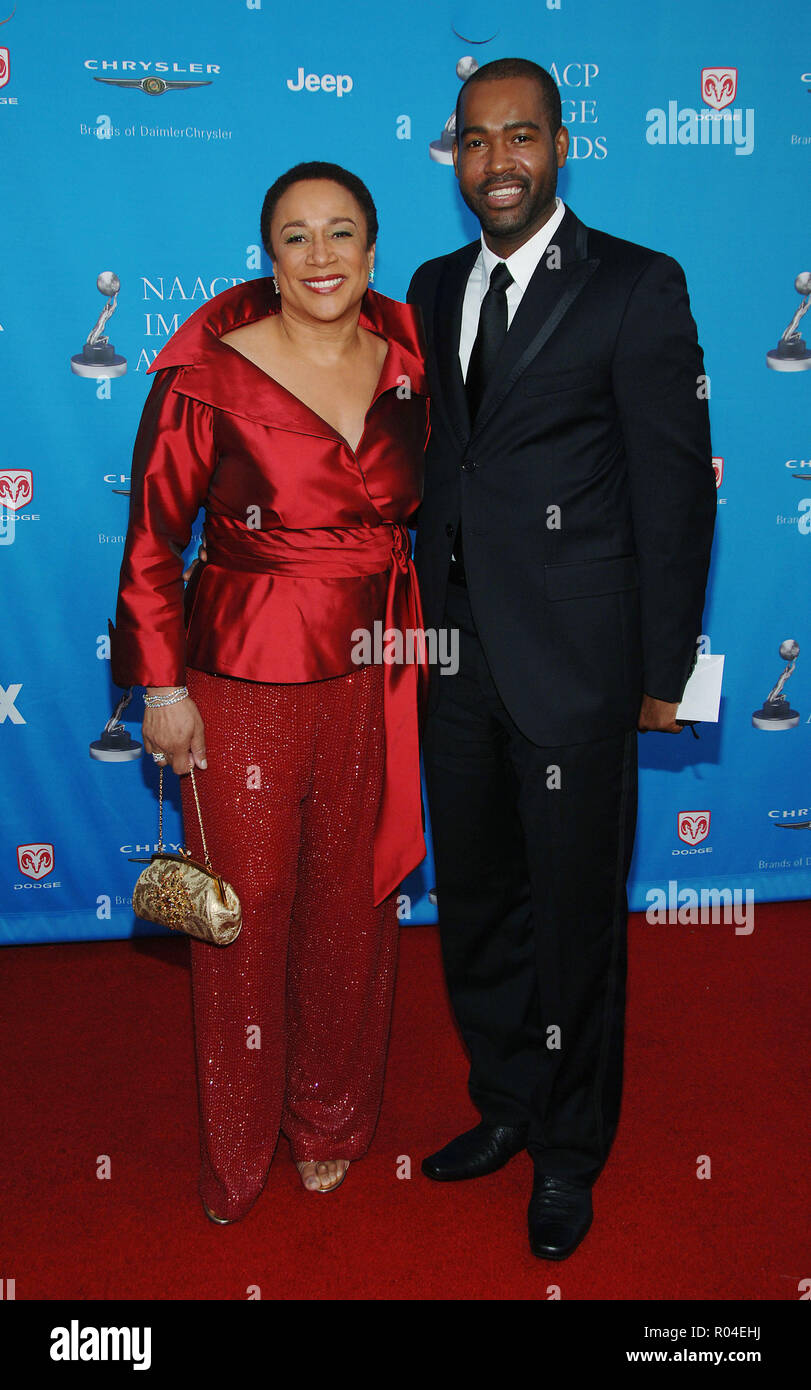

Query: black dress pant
[423,581,638,1186]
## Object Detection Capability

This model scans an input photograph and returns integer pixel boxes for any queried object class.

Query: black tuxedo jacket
[407,206,717,747]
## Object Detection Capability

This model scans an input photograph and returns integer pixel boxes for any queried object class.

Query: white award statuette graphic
[429,56,479,164]
[89,688,142,761]
[766,272,811,372]
[70,271,127,378]
[752,640,801,730]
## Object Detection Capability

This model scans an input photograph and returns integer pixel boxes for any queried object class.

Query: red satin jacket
[109,277,429,903]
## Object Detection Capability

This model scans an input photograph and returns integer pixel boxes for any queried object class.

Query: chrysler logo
[93,76,212,96]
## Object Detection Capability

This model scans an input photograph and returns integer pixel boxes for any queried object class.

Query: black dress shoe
[421,1121,528,1181]
[528,1174,593,1260]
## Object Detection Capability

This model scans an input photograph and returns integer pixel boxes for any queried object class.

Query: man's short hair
[455,58,563,141]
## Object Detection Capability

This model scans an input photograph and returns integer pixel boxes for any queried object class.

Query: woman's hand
[182,535,209,582]
[143,697,207,775]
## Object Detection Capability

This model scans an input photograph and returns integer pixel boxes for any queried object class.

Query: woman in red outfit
[109,163,429,1220]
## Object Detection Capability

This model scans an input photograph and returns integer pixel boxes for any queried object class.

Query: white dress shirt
[459,197,567,379]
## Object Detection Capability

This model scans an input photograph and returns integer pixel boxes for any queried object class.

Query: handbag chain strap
[158,766,211,867]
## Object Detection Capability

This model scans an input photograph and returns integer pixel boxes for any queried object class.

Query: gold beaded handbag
[131,767,242,945]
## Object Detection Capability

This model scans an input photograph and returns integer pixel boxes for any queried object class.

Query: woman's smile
[301,274,347,292]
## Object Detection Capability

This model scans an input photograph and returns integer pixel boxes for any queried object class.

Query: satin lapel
[471,211,599,441]
[432,242,480,448]
[170,352,340,439]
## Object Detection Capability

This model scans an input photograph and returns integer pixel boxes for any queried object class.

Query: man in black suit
[408,57,716,1259]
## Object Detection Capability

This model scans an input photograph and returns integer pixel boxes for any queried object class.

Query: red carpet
[1,901,808,1300]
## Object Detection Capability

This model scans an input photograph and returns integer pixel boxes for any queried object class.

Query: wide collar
[433,206,600,448]
[148,277,428,437]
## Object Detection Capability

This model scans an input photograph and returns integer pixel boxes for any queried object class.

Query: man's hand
[637,694,683,734]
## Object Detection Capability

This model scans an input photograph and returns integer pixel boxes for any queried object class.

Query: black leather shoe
[528,1174,593,1260]
[421,1121,528,1181]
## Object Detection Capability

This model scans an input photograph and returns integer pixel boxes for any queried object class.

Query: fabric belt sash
[203,517,427,905]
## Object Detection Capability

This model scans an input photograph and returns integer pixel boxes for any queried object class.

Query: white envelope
[676,653,725,723]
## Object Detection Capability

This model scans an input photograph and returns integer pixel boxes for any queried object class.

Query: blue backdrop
[2,0,810,944]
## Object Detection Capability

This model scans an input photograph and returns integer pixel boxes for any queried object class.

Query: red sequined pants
[179,663,399,1222]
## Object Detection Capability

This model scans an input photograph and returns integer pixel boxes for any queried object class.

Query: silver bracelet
[143,686,189,708]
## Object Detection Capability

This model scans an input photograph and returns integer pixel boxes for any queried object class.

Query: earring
[368,265,375,284]
[272,274,279,293]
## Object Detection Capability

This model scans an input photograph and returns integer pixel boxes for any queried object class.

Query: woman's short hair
[260,161,379,257]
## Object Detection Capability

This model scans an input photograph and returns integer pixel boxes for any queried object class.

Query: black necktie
[465,261,513,420]
[450,262,513,585]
